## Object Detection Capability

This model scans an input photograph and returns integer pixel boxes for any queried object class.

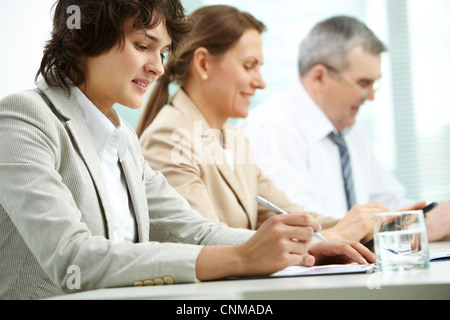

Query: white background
[1,0,449,202]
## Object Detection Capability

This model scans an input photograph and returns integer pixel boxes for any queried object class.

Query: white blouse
[71,86,137,243]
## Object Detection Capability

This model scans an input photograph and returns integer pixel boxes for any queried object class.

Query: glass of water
[374,210,429,271]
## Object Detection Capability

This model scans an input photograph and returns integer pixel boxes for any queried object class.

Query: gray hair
[298,16,387,76]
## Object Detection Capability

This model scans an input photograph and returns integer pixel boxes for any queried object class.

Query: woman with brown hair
[138,5,385,242]
[0,0,374,300]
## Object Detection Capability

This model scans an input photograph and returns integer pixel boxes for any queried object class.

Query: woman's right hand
[195,212,320,281]
[236,212,321,275]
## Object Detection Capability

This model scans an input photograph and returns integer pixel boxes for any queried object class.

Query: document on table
[267,251,450,279]
[377,245,450,261]
[430,251,450,261]
[226,264,376,281]
[271,263,376,278]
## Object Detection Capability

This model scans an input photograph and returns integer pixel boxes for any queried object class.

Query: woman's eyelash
[136,43,170,63]
[136,44,148,50]
[161,51,170,62]
[244,63,254,70]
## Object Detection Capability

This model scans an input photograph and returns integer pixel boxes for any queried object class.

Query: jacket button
[133,281,144,287]
[144,280,154,286]
[163,276,174,285]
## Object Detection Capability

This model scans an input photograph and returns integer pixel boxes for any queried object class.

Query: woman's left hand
[305,240,376,266]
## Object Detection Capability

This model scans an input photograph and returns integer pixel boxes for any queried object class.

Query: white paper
[271,264,376,277]
[429,251,450,261]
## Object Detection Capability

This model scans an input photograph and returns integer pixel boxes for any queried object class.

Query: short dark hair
[37,0,193,93]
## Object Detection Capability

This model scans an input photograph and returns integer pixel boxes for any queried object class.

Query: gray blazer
[0,79,253,300]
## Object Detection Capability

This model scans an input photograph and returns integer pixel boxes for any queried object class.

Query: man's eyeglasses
[324,65,382,100]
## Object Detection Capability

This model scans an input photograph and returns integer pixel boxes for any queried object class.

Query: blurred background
[1,0,449,203]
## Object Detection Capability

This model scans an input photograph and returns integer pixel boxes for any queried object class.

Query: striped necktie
[328,132,356,210]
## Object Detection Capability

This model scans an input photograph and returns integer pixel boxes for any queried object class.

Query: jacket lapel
[36,80,115,240]
[120,152,149,242]
[172,91,255,227]
[215,158,255,228]
[214,131,256,229]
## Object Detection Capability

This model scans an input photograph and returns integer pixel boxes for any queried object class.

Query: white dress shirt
[71,86,137,243]
[238,79,414,219]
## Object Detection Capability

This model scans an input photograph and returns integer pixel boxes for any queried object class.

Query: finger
[287,225,316,243]
[365,203,390,213]
[350,242,376,263]
[362,202,391,210]
[282,212,321,232]
[348,203,390,216]
[285,235,310,253]
[297,253,315,267]
[400,201,427,212]
[316,242,368,265]
[343,242,376,264]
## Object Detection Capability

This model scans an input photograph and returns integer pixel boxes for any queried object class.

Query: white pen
[255,196,327,242]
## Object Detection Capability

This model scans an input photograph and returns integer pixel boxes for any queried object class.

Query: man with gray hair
[239,16,450,242]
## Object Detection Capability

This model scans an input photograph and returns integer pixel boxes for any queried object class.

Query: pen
[255,196,327,242]
[423,202,438,216]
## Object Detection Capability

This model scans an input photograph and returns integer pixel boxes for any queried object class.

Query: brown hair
[37,0,193,94]
[136,5,266,137]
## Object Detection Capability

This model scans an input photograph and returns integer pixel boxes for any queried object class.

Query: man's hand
[426,201,450,242]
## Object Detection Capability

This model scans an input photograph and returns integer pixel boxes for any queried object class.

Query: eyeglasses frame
[323,64,382,100]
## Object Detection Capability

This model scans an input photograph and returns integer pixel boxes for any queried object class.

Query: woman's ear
[192,47,210,81]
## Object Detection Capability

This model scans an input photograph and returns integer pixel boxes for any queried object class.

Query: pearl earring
[202,74,208,82]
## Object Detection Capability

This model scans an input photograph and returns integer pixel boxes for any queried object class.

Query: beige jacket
[140,90,337,230]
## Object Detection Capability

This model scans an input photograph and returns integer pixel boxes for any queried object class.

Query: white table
[50,241,450,300]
